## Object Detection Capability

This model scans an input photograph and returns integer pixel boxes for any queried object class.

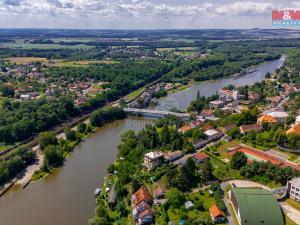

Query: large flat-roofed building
[288,177,300,202]
[143,151,163,170]
[229,188,284,225]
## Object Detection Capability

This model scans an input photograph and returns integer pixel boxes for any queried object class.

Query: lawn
[0,145,12,152]
[48,60,119,67]
[125,87,145,102]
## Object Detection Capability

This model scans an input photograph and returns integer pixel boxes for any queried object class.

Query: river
[155,56,285,111]
[0,56,285,225]
[0,117,154,225]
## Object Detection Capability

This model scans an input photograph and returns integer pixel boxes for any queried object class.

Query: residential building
[286,124,300,136]
[132,188,153,207]
[239,124,262,134]
[200,109,214,117]
[257,115,277,125]
[209,205,226,224]
[193,152,209,164]
[287,177,300,202]
[209,100,225,109]
[267,111,289,123]
[163,151,183,162]
[137,209,154,225]
[143,151,163,170]
[204,129,222,141]
[218,89,239,102]
[229,188,284,225]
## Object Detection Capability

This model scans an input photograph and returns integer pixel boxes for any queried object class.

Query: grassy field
[125,87,145,102]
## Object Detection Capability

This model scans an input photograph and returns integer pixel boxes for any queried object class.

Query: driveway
[280,202,300,225]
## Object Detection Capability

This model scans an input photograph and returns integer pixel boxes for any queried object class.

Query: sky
[0,0,299,29]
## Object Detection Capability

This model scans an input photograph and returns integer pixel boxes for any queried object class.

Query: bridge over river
[123,108,190,119]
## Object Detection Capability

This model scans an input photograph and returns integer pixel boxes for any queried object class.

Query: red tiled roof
[132,188,152,207]
[209,205,225,218]
[193,152,209,161]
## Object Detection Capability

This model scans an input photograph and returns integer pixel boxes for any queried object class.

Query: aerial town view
[1,1,300,225]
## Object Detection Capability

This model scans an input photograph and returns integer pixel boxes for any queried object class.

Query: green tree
[230,151,247,169]
[38,132,58,150]
[166,188,185,208]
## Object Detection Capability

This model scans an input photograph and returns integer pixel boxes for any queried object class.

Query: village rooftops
[179,124,193,133]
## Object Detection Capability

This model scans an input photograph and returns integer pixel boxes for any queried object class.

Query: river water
[0,117,154,225]
[0,56,285,225]
[155,56,285,111]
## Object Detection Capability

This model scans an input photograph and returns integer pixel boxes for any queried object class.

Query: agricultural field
[5,57,48,64]
[0,39,94,49]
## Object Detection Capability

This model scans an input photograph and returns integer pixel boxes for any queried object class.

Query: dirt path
[15,146,44,186]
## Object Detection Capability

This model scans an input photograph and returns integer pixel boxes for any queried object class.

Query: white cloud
[0,0,296,28]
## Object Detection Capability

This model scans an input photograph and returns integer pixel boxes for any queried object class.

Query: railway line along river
[0,56,284,225]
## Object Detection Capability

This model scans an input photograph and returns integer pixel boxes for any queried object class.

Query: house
[239,124,263,134]
[20,94,31,100]
[143,151,163,170]
[163,151,183,162]
[200,109,214,117]
[184,201,194,210]
[286,124,300,136]
[209,205,226,224]
[204,129,222,141]
[137,209,154,225]
[179,124,193,133]
[133,201,151,219]
[248,91,261,103]
[218,89,239,102]
[209,100,225,109]
[132,188,153,207]
[287,177,300,202]
[257,115,277,125]
[266,96,282,105]
[153,187,167,199]
[193,140,209,149]
[193,152,209,164]
[229,188,284,225]
[267,111,289,123]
